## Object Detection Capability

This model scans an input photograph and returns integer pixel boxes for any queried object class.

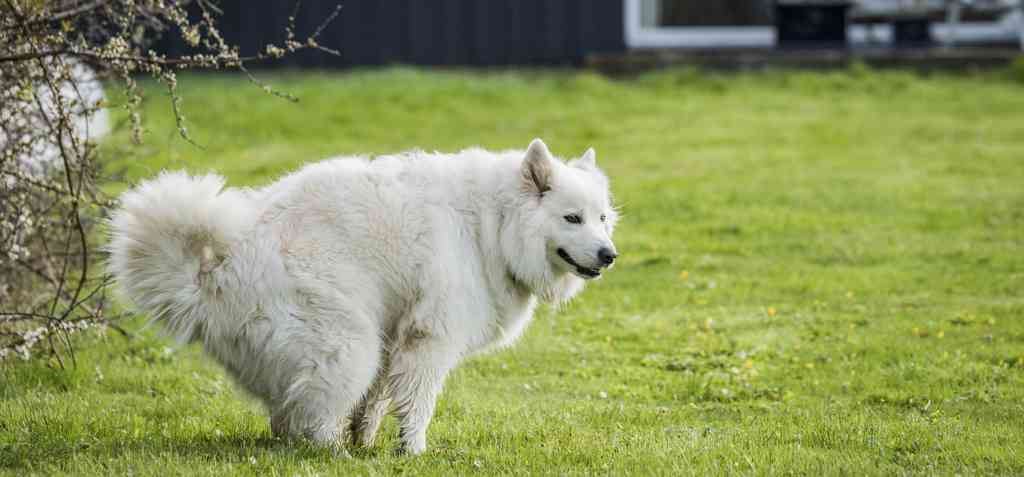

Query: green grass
[3,67,1024,475]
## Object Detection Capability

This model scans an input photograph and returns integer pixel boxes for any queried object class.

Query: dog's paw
[324,441,351,459]
[355,431,377,448]
[398,436,426,456]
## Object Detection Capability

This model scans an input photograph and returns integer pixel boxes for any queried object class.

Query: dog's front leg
[386,327,458,455]
[350,361,392,448]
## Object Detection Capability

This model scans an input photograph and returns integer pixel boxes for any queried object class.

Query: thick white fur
[106,139,618,454]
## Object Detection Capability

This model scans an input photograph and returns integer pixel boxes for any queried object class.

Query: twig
[1,0,110,31]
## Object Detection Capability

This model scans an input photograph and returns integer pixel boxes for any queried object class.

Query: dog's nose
[598,247,617,267]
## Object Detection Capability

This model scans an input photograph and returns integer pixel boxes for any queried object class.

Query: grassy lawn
[2,67,1023,475]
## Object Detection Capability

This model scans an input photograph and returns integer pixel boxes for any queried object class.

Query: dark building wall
[160,0,625,67]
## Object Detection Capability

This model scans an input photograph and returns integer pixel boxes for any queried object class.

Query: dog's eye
[600,214,607,222]
[564,214,582,224]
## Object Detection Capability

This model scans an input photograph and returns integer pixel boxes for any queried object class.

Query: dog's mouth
[557,248,601,279]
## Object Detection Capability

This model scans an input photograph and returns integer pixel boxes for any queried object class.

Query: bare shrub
[1,0,339,365]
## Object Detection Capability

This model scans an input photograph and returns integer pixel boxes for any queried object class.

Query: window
[624,0,1022,49]
[626,0,776,48]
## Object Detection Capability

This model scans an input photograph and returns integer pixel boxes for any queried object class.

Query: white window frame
[624,0,776,48]
[623,0,1021,49]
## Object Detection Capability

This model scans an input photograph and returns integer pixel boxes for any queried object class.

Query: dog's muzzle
[557,248,603,279]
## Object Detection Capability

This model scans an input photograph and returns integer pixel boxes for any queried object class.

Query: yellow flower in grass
[767,307,777,317]
[679,270,689,281]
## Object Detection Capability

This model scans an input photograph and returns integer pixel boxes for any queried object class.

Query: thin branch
[165,76,205,148]
[239,63,298,103]
[311,4,343,41]
[11,0,111,29]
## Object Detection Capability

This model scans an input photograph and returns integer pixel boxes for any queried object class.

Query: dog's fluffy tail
[107,171,256,342]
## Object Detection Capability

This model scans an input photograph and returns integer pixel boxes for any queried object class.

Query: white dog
[107,139,618,454]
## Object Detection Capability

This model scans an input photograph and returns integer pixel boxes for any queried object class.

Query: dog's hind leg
[269,290,381,451]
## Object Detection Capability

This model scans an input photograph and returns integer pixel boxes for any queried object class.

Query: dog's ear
[572,148,597,170]
[522,138,553,196]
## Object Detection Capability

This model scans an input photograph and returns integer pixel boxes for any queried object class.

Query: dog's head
[506,139,618,302]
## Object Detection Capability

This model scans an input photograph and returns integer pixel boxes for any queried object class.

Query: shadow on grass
[0,429,404,471]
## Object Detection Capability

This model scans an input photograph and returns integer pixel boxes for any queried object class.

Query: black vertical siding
[155,0,625,67]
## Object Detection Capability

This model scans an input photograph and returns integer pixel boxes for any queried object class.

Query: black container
[892,17,933,46]
[775,2,852,48]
